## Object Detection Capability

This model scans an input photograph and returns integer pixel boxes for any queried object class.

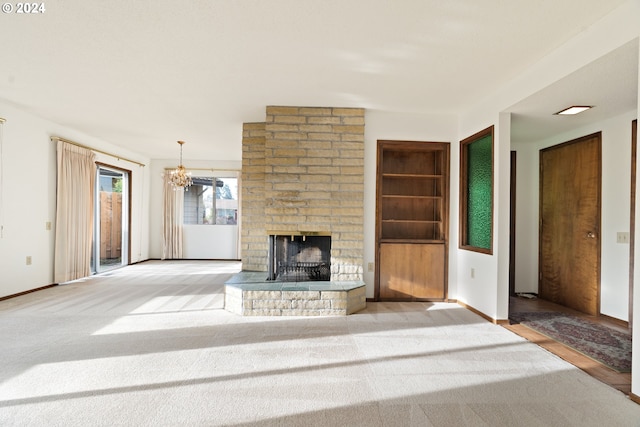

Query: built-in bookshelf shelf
[375,140,450,301]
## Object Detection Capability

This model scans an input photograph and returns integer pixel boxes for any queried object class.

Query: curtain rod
[164,167,239,172]
[51,136,145,167]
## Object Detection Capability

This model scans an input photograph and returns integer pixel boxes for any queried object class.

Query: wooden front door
[539,133,601,315]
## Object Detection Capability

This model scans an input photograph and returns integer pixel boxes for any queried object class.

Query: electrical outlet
[26,256,32,265]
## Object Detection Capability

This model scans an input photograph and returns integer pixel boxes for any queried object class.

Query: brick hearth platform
[224,272,366,316]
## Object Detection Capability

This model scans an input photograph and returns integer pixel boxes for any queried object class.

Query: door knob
[586,231,596,239]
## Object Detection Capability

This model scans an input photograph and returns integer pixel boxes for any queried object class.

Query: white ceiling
[0,0,634,161]
[509,38,639,144]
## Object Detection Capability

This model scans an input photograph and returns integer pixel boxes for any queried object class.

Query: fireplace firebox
[268,234,331,281]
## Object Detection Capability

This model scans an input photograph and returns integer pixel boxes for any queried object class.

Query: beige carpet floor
[0,260,638,426]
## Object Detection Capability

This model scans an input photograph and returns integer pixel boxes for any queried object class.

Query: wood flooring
[504,295,631,395]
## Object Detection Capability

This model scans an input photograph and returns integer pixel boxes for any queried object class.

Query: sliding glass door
[93,165,129,273]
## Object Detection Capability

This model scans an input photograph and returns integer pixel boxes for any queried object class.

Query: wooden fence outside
[100,192,122,260]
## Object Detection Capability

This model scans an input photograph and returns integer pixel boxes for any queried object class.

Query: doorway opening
[93,165,130,273]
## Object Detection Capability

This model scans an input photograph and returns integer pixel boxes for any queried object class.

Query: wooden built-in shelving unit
[375,141,449,300]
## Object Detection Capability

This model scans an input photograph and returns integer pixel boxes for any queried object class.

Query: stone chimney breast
[241,106,364,281]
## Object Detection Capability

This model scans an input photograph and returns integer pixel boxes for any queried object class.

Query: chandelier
[168,140,193,190]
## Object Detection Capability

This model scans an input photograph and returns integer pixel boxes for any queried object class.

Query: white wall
[0,100,150,298]
[363,110,459,298]
[457,0,640,323]
[183,225,239,259]
[148,159,242,260]
[455,0,640,398]
[512,110,637,321]
[453,113,511,320]
[510,141,539,294]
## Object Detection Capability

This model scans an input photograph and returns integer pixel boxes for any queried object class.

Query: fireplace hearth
[268,234,331,281]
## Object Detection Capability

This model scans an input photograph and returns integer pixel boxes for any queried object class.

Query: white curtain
[162,172,184,259]
[54,141,96,283]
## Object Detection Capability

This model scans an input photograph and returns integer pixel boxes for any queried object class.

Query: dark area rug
[509,311,632,372]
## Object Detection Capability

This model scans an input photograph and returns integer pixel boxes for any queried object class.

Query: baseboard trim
[0,284,57,301]
[630,392,640,405]
[457,300,509,325]
[600,313,629,329]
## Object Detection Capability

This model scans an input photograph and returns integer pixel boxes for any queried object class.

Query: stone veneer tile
[224,275,366,317]
[245,290,282,299]
[224,295,243,315]
[292,299,331,310]
[282,309,343,316]
[251,300,292,310]
[225,286,243,298]
[242,106,364,281]
[282,291,320,300]
[321,291,347,300]
[331,300,349,310]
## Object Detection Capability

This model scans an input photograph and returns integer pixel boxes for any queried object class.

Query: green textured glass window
[460,126,493,254]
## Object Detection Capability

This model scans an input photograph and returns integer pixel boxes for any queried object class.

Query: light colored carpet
[0,260,638,426]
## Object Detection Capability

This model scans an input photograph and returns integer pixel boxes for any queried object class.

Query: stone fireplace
[227,106,366,316]
[240,106,365,282]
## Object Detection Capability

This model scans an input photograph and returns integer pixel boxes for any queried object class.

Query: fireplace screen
[268,235,331,281]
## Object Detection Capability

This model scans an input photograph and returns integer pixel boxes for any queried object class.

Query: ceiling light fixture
[168,140,193,190]
[554,106,593,115]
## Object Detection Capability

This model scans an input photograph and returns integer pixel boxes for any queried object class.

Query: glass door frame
[92,163,131,274]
